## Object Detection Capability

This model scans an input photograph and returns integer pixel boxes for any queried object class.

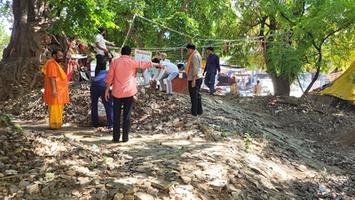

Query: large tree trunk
[270,75,291,96]
[0,0,50,101]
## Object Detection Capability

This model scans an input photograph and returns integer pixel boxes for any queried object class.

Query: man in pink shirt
[105,46,162,143]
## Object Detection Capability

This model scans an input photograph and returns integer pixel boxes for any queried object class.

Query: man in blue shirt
[91,70,113,128]
[203,47,220,95]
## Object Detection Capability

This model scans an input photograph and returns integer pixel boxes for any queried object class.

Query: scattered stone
[94,189,107,200]
[181,176,192,184]
[19,180,30,189]
[9,184,19,193]
[41,186,50,196]
[113,193,124,200]
[5,169,18,175]
[151,180,173,192]
[77,177,90,185]
[135,192,155,200]
[26,183,40,194]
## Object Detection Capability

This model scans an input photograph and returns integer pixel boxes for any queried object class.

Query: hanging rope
[136,15,194,39]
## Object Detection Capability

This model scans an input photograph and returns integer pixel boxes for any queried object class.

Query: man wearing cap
[185,43,203,116]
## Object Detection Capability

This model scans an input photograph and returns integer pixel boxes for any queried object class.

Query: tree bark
[270,75,291,96]
[0,0,50,101]
[304,47,322,94]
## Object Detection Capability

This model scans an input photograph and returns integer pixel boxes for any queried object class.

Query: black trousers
[188,78,203,116]
[113,97,134,142]
[95,54,107,76]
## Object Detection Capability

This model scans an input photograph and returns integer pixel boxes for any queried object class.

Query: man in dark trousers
[203,47,220,95]
[95,27,114,76]
[185,43,203,116]
[91,70,113,129]
[105,46,163,143]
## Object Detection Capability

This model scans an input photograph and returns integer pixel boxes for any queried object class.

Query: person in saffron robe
[42,50,70,129]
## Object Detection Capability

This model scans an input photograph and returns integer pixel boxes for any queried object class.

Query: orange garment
[42,58,70,105]
[48,104,64,129]
[185,50,196,74]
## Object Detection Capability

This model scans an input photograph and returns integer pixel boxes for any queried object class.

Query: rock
[0,173,4,178]
[9,184,19,193]
[151,180,173,192]
[19,180,30,189]
[181,176,192,184]
[135,192,155,200]
[66,169,76,176]
[231,189,243,199]
[94,189,107,200]
[5,169,18,175]
[113,193,124,200]
[209,179,227,191]
[78,177,90,185]
[26,183,40,194]
[123,194,135,200]
[41,186,50,196]
[318,184,329,193]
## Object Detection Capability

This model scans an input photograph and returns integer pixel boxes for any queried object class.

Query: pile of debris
[0,83,190,129]
[0,83,91,125]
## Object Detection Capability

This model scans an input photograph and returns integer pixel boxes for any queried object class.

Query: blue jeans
[90,84,113,128]
[204,72,216,94]
[159,72,178,95]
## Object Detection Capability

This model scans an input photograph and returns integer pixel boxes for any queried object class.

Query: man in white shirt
[95,27,114,76]
[152,58,179,96]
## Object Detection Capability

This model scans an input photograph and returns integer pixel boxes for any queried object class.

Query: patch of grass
[320,167,329,182]
[221,131,237,138]
[243,133,253,152]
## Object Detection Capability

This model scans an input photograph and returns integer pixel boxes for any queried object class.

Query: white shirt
[95,34,106,55]
[160,60,178,74]
[152,60,178,81]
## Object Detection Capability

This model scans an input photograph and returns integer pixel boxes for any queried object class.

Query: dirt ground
[0,82,354,200]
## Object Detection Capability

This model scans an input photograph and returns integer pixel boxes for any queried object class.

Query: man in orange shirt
[42,50,70,129]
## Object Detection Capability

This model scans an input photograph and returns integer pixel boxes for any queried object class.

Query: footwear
[167,94,173,97]
[113,134,120,142]
[122,139,129,143]
[112,139,120,143]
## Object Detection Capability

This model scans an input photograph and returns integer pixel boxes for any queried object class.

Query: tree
[0,0,52,100]
[227,0,355,96]
[0,0,234,100]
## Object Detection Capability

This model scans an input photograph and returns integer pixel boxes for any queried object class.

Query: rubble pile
[1,83,92,125]
[132,87,189,134]
[1,122,354,199]
[1,83,191,129]
[1,82,355,199]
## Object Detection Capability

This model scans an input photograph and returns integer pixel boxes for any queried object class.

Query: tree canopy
[0,0,354,96]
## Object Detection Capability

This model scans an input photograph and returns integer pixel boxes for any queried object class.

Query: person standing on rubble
[41,50,69,129]
[185,43,204,116]
[105,46,163,143]
[203,47,220,95]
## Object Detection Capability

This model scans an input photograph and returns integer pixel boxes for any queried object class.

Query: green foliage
[266,40,304,81]
[243,133,252,152]
[0,113,23,133]
[222,0,355,94]
[0,113,12,127]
